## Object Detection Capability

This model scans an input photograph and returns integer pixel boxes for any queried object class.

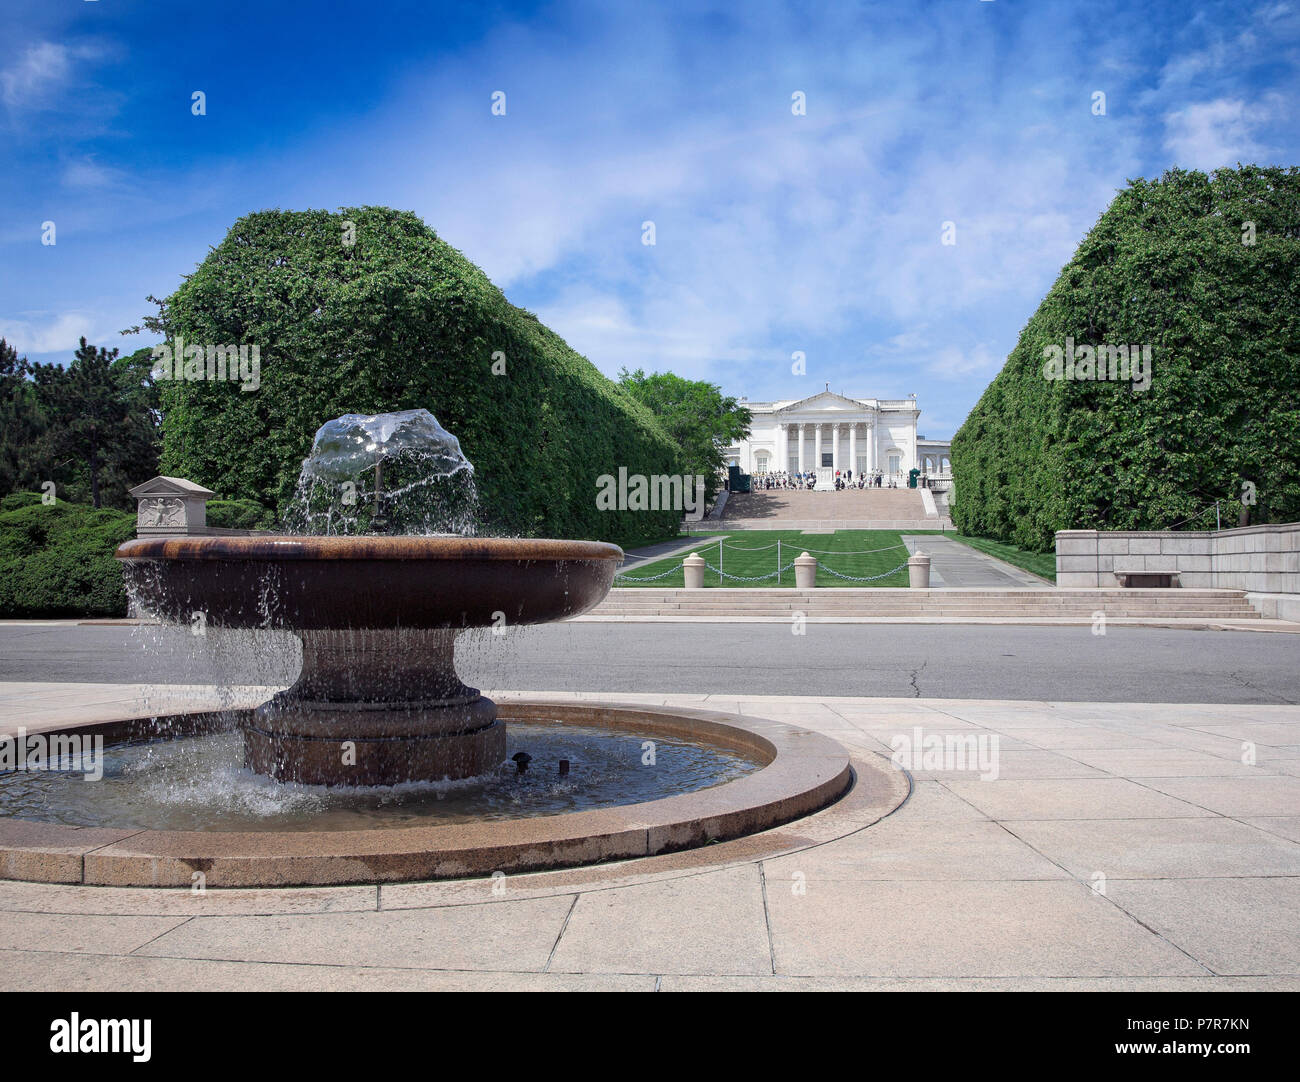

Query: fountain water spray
[287,409,478,536]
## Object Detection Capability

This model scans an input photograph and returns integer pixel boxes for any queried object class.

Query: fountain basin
[116,536,624,784]
[0,701,867,887]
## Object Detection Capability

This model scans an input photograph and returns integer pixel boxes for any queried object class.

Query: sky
[2,0,1298,439]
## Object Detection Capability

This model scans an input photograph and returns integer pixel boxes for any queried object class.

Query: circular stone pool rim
[0,700,855,888]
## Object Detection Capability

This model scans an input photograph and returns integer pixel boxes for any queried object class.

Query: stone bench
[1115,571,1180,588]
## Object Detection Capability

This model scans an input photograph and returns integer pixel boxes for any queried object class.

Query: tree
[28,339,160,509]
[617,368,752,502]
[0,339,45,496]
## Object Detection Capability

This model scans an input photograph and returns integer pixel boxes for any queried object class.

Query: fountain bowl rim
[116,535,625,563]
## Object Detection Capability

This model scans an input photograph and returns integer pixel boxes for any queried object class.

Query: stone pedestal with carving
[129,476,216,537]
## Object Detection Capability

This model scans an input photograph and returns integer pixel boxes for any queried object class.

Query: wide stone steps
[719,488,937,527]
[587,588,1262,619]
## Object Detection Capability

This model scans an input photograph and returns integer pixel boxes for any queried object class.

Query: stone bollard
[794,551,818,589]
[682,552,706,589]
[908,551,931,588]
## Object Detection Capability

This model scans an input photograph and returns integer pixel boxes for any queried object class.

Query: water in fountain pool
[0,721,757,831]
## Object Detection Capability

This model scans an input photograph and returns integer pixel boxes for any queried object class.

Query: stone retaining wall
[1056,523,1300,619]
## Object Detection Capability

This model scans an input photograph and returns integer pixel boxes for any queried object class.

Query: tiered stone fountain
[117,411,621,785]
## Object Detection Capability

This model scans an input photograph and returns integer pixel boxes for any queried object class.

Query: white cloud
[0,312,104,356]
[1163,98,1272,170]
[1,42,71,107]
[927,343,1004,378]
[61,156,126,190]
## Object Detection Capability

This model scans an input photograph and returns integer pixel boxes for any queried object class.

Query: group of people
[751,469,902,490]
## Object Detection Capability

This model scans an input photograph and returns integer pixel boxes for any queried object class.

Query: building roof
[741,390,920,414]
[127,476,217,498]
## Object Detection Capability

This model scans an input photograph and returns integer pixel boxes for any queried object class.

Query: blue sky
[2,0,1298,439]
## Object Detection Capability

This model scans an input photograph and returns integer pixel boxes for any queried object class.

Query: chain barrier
[814,559,911,582]
[799,543,907,556]
[614,565,686,582]
[617,557,910,584]
[703,560,799,582]
[721,540,907,555]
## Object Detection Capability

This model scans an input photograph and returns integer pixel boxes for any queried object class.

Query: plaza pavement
[1,682,1297,990]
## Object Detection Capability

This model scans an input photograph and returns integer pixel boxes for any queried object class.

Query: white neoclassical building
[725,389,952,481]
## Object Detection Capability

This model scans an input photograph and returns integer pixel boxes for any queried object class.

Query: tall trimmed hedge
[154,207,681,545]
[951,166,1300,551]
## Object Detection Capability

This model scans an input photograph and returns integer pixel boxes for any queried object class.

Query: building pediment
[774,391,867,414]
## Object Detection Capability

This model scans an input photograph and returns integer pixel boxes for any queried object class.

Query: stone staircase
[720,488,948,529]
[583,588,1264,621]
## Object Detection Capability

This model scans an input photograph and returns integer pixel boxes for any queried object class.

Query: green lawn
[946,534,1057,582]
[615,529,940,588]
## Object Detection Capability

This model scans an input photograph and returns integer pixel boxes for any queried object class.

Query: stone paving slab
[0,950,656,992]
[0,912,190,956]
[656,974,1300,991]
[761,817,1071,882]
[944,777,1217,821]
[765,879,1208,978]
[1106,877,1300,975]
[0,880,380,917]
[548,864,772,976]
[133,894,577,972]
[1134,775,1300,817]
[1242,816,1300,843]
[1002,817,1300,879]
[1064,748,1276,778]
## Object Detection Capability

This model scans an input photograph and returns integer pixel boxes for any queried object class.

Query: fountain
[116,410,622,785]
[0,409,867,887]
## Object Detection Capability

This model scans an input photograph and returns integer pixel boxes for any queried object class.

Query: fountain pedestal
[244,628,505,785]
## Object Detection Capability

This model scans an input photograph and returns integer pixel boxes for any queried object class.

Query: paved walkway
[1,686,1296,989]
[902,534,1047,588]
[619,533,727,566]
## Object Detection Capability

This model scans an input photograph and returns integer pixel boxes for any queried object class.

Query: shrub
[206,498,276,531]
[0,496,135,618]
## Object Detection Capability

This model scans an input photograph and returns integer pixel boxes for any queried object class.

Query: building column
[796,425,805,471]
[813,425,822,470]
[848,423,857,475]
[911,401,919,471]
[777,424,787,474]
[830,424,839,471]
[868,419,877,473]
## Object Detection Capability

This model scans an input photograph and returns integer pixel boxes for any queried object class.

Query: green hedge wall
[156,207,682,546]
[205,499,277,531]
[0,493,135,618]
[951,166,1300,552]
